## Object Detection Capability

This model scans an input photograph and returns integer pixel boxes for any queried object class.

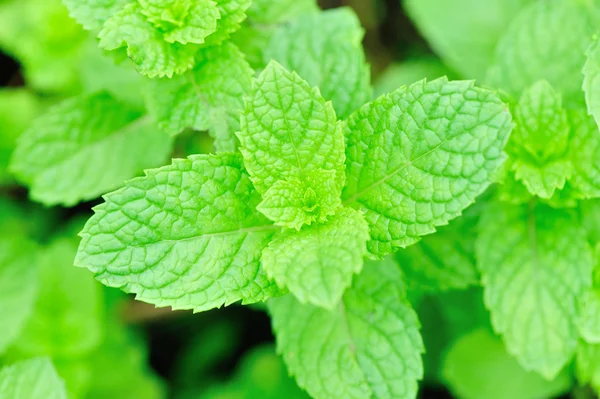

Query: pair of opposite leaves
[76,61,512,312]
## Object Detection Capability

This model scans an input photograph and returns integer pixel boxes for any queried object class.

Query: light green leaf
[476,202,593,378]
[10,238,104,358]
[239,61,345,198]
[204,0,251,46]
[144,42,253,152]
[0,89,40,183]
[506,80,571,198]
[257,169,342,230]
[262,207,369,308]
[269,258,423,399]
[442,329,571,399]
[63,0,133,30]
[567,109,600,199]
[578,289,600,343]
[342,77,512,257]
[75,154,282,312]
[265,8,371,119]
[584,34,600,129]
[576,341,600,395]
[0,0,86,93]
[395,206,479,293]
[10,92,172,206]
[405,0,530,80]
[79,39,144,108]
[486,0,598,105]
[0,358,67,399]
[0,238,38,354]
[98,2,215,77]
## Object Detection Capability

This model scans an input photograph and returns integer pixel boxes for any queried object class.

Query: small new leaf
[506,80,571,198]
[76,154,282,312]
[261,207,369,308]
[269,258,424,399]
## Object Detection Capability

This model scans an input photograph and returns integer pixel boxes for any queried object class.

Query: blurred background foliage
[0,0,590,398]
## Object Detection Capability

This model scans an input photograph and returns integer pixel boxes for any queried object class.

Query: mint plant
[3,0,600,398]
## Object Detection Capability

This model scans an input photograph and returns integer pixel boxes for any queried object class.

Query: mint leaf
[262,207,369,308]
[506,80,571,198]
[486,0,598,105]
[578,289,600,343]
[584,35,600,129]
[0,238,38,354]
[246,0,317,24]
[63,0,132,30]
[239,61,345,225]
[395,207,479,293]
[442,329,571,399]
[476,202,593,378]
[266,8,371,119]
[0,89,40,183]
[0,358,67,399]
[204,0,251,46]
[269,258,423,399]
[10,238,104,358]
[257,169,342,230]
[405,0,530,80]
[566,110,600,199]
[374,58,452,98]
[144,42,253,151]
[98,2,217,77]
[76,154,282,312]
[9,92,172,206]
[342,78,512,257]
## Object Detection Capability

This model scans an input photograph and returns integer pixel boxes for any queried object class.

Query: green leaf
[10,238,104,358]
[63,0,132,30]
[342,78,512,257]
[239,61,345,206]
[506,80,571,198]
[78,39,144,109]
[394,206,479,293]
[265,8,371,119]
[0,89,40,183]
[10,92,173,206]
[476,202,593,378]
[98,2,217,77]
[204,0,251,46]
[442,329,571,399]
[578,289,600,343]
[486,0,599,105]
[566,109,600,199]
[262,207,369,308]
[405,0,530,80]
[0,358,67,399]
[0,238,38,354]
[576,341,600,394]
[257,169,342,230]
[144,42,253,151]
[76,154,282,312]
[584,35,600,129]
[269,258,423,399]
[0,0,86,93]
